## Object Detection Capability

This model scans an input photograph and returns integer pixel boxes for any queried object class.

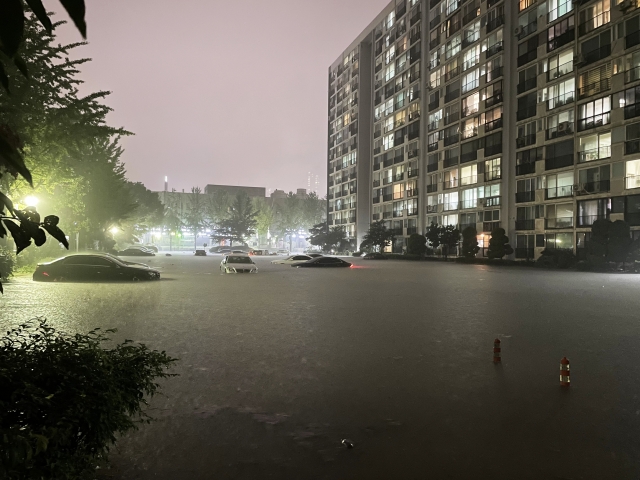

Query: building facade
[328,0,640,257]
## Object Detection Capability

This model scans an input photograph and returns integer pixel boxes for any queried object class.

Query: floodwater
[1,255,639,479]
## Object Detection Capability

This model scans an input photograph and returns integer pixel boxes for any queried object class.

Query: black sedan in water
[363,252,387,260]
[33,254,161,282]
[118,247,156,256]
[294,257,352,268]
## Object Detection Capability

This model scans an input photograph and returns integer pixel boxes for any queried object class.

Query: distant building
[204,184,266,199]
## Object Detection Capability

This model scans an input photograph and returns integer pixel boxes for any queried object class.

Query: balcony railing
[406,188,418,197]
[444,66,461,82]
[485,117,503,132]
[578,145,611,163]
[517,77,537,95]
[445,90,460,103]
[583,44,611,65]
[547,122,574,139]
[545,154,574,170]
[461,151,477,163]
[428,99,440,110]
[545,217,574,229]
[443,202,459,211]
[460,175,478,186]
[394,173,405,182]
[577,214,606,227]
[548,29,574,52]
[576,179,610,195]
[517,22,537,40]
[443,156,459,168]
[383,211,392,219]
[546,185,574,199]
[408,169,419,178]
[383,194,393,202]
[485,144,502,156]
[463,10,479,25]
[626,175,640,189]
[626,66,640,84]
[548,60,573,81]
[486,42,503,58]
[517,106,537,121]
[516,162,536,175]
[515,219,535,230]
[624,103,640,120]
[426,184,438,193]
[626,30,640,50]
[547,91,574,110]
[625,140,640,155]
[486,15,504,33]
[578,78,610,99]
[578,12,610,36]
[428,142,439,152]
[516,191,535,203]
[373,163,381,171]
[443,179,459,189]
[516,134,536,149]
[483,221,501,233]
[444,134,459,146]
[577,113,610,131]
[518,50,537,67]
[373,196,381,204]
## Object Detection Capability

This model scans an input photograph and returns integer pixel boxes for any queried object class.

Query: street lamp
[24,196,39,208]
[110,227,119,235]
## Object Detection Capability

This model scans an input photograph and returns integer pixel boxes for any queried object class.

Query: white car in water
[271,254,313,265]
[220,254,258,274]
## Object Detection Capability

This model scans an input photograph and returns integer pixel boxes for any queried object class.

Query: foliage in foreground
[0,319,177,479]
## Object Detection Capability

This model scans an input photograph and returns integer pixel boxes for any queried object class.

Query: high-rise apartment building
[328,0,640,258]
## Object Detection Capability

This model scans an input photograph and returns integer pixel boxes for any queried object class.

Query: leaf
[0,221,6,239]
[0,0,25,58]
[4,219,32,254]
[58,0,87,38]
[0,62,8,92]
[42,224,69,249]
[43,215,59,227]
[13,54,29,79]
[0,134,32,185]
[0,192,15,216]
[33,228,46,247]
[24,0,52,34]
[23,206,40,224]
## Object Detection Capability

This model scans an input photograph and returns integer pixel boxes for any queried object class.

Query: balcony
[517,77,537,95]
[408,148,419,159]
[429,14,440,30]
[485,117,503,132]
[373,196,381,204]
[483,221,501,233]
[578,11,609,36]
[547,91,574,110]
[394,173,405,182]
[443,179,459,189]
[484,195,501,207]
[428,99,440,110]
[583,45,611,65]
[485,144,502,156]
[577,214,606,227]
[545,154,574,170]
[408,169,419,178]
[626,66,640,84]
[463,9,479,25]
[547,122,574,140]
[445,111,460,124]
[576,179,610,195]
[443,156,459,168]
[428,142,439,152]
[578,145,611,163]
[444,66,461,82]
[426,184,438,193]
[461,151,477,163]
[546,185,574,199]
[485,93,503,109]
[578,78,610,99]
[393,191,405,200]
[515,247,535,259]
[517,106,536,121]
[545,217,574,229]
[373,163,381,171]
[486,15,504,33]
[406,188,418,197]
[548,61,573,81]
[443,203,459,211]
[486,42,503,58]
[486,66,503,82]
[383,194,393,202]
[577,113,610,131]
[407,227,418,235]
[328,206,334,212]
[516,191,535,203]
[383,158,394,167]
[626,175,640,189]
[444,134,459,146]
[444,90,460,103]
[393,210,404,218]
[429,39,440,50]
[516,133,536,148]
[517,22,537,40]
[625,140,640,155]
[515,219,535,230]
[517,50,537,67]
[624,103,640,120]
[548,29,574,52]
[372,213,381,220]
[516,162,536,175]
[383,211,392,219]
[626,30,640,50]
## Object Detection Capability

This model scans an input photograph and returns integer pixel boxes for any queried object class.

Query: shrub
[487,228,514,259]
[407,234,427,256]
[0,319,177,479]
[0,247,16,280]
[536,248,576,269]
[461,226,479,258]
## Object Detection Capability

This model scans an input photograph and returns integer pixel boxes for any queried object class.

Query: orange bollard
[493,338,501,363]
[560,357,570,386]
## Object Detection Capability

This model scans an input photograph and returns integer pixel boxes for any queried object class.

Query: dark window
[625,14,640,49]
[518,35,538,66]
[581,29,611,65]
[517,65,537,94]
[517,92,537,120]
[545,139,575,170]
[548,16,575,52]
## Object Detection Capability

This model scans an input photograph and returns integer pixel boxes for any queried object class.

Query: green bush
[0,247,16,279]
[536,248,576,269]
[407,234,427,256]
[0,319,177,479]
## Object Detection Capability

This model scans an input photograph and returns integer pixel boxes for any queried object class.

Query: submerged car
[195,249,207,256]
[295,257,352,268]
[363,252,387,260]
[118,247,155,257]
[33,254,161,282]
[271,254,313,265]
[307,253,323,258]
[220,254,258,274]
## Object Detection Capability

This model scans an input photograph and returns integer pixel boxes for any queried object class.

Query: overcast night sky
[55,0,390,195]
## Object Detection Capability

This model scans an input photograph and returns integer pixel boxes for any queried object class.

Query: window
[462,69,479,93]
[579,131,611,162]
[578,63,611,98]
[483,106,503,131]
[544,233,574,248]
[385,63,396,82]
[516,147,543,175]
[518,35,538,66]
[548,0,573,22]
[442,214,458,226]
[445,58,460,81]
[626,14,640,49]
[546,171,574,198]
[464,21,481,47]
[385,98,394,116]
[478,183,501,201]
[581,29,611,64]
[444,103,460,124]
[620,86,640,119]
[383,133,395,151]
[395,109,407,127]
[545,138,575,169]
[484,56,503,82]
[577,96,611,131]
[429,50,440,70]
[577,198,610,226]
[445,79,461,102]
[517,65,537,94]
[385,45,396,65]
[430,67,443,88]
[428,109,443,130]
[462,92,480,117]
[547,109,574,140]
[546,203,574,228]
[520,0,537,12]
[548,16,575,52]
[626,159,640,188]
[461,188,478,209]
[546,50,574,80]
[460,164,478,185]
[626,122,640,155]
[482,29,503,57]
[463,45,480,71]
[444,169,459,188]
[428,130,441,150]
[443,191,459,210]
[578,164,610,192]
[518,8,538,39]
[517,92,537,121]
[485,157,501,181]
[484,132,502,156]
[486,5,504,33]
[544,77,575,110]
[445,35,462,59]
[482,81,503,108]
[444,124,460,146]
[462,117,479,139]
[578,0,610,36]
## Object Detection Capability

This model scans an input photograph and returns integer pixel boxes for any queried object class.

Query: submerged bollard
[493,338,501,364]
[560,357,570,387]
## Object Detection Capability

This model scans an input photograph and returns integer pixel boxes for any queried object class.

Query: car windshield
[228,256,252,264]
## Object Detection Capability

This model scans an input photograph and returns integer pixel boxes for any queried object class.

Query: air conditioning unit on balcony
[514,26,522,36]
[558,122,570,133]
[574,55,586,67]
[619,0,632,11]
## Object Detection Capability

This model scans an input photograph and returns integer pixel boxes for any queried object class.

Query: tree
[307,222,347,252]
[184,187,206,250]
[461,226,480,258]
[300,192,326,230]
[407,233,427,256]
[360,221,394,252]
[426,222,441,251]
[487,228,514,259]
[214,192,257,246]
[274,192,303,251]
[440,225,460,259]
[589,219,633,267]
[253,197,275,246]
[206,190,231,231]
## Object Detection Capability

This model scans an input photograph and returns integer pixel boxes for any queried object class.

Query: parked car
[271,254,313,265]
[118,247,155,257]
[307,253,323,258]
[195,249,207,256]
[142,244,159,253]
[276,249,289,255]
[102,253,149,268]
[220,254,258,274]
[295,257,352,268]
[33,254,161,282]
[363,252,387,260]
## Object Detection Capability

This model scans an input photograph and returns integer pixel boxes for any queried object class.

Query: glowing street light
[24,196,39,208]
[110,227,119,235]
